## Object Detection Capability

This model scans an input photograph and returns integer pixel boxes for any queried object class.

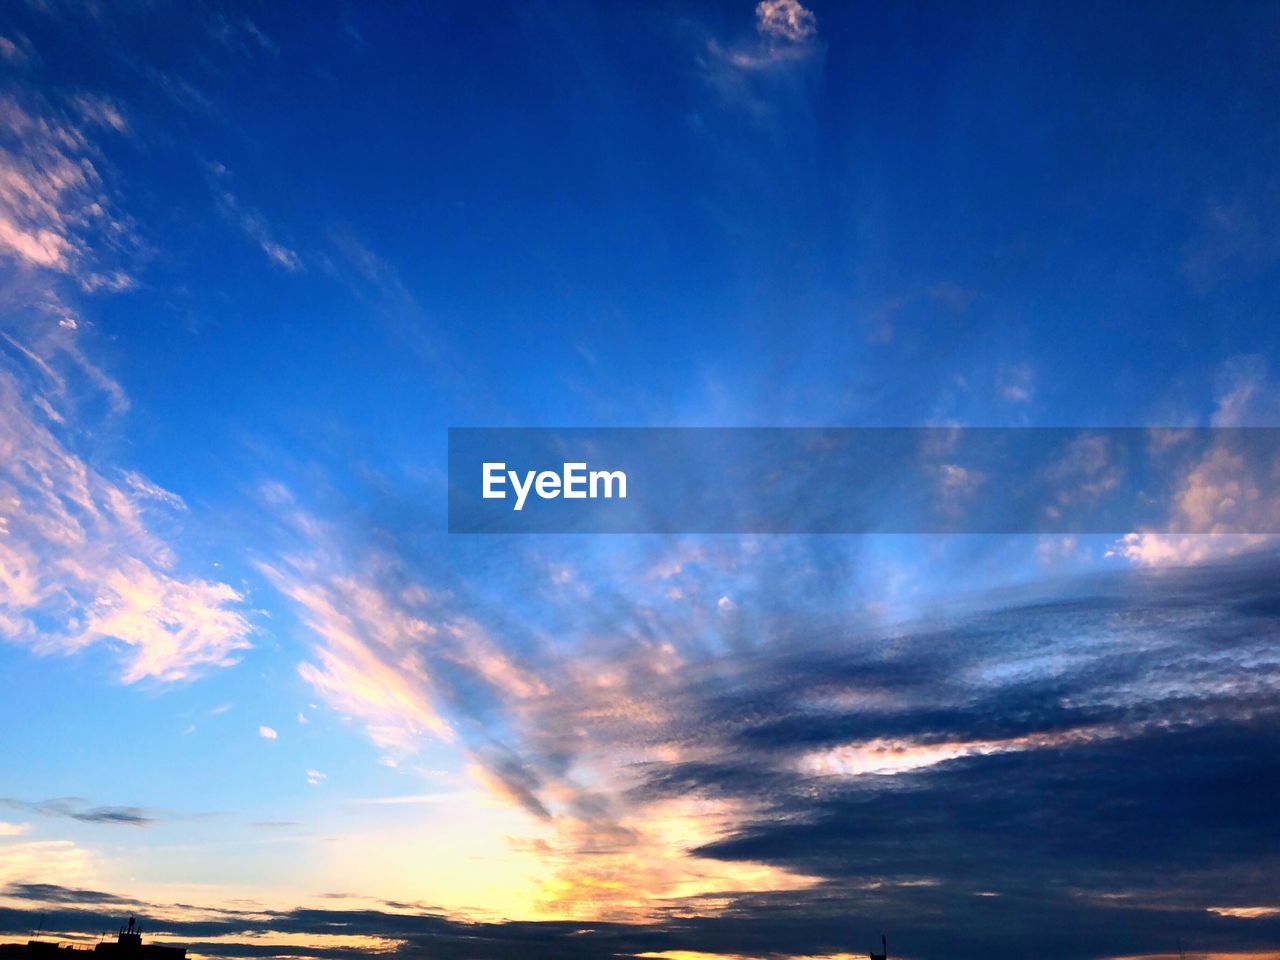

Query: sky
[0,1,1279,959]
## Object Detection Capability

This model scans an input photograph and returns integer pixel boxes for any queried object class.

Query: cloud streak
[0,84,251,685]
[0,798,158,827]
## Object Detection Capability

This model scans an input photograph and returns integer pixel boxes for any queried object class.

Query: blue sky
[1,2,1279,959]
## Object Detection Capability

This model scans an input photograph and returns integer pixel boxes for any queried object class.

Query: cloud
[755,0,817,43]
[1211,355,1280,427]
[5,872,1280,960]
[0,798,157,826]
[0,77,251,685]
[321,227,452,373]
[699,0,822,109]
[70,94,126,134]
[255,443,1280,940]
[305,769,325,785]
[3,551,1279,955]
[0,358,253,682]
[0,842,94,887]
[997,362,1035,403]
[257,550,454,751]
[1,883,140,907]
[0,93,133,280]
[934,462,987,517]
[0,35,31,65]
[236,206,302,271]
[256,503,827,917]
[255,496,560,756]
[1039,432,1123,517]
[69,558,251,683]
[1111,358,1280,566]
[208,13,279,59]
[207,164,302,271]
[259,725,278,740]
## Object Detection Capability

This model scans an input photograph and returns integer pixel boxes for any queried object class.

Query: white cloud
[1211,354,1280,426]
[997,363,1035,403]
[259,725,278,740]
[1110,358,1280,566]
[1035,535,1083,567]
[305,768,326,785]
[70,94,127,133]
[0,94,134,280]
[252,498,561,754]
[1039,433,1123,515]
[1208,906,1280,919]
[0,36,28,65]
[701,0,821,95]
[0,821,31,836]
[208,165,302,272]
[755,0,817,43]
[0,362,253,682]
[0,838,94,885]
[258,506,832,919]
[935,462,987,517]
[259,238,302,271]
[1107,440,1274,567]
[0,87,251,685]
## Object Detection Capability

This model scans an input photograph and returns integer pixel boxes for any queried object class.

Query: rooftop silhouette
[0,918,185,960]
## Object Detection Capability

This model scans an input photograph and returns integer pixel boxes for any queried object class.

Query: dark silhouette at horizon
[0,918,185,960]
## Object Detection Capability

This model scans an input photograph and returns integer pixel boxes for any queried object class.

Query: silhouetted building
[0,919,184,960]
[870,933,888,960]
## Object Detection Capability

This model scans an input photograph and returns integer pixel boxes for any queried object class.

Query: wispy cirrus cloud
[696,0,823,128]
[704,0,821,79]
[0,79,252,684]
[254,495,821,919]
[0,360,253,682]
[0,93,133,282]
[0,34,32,65]
[207,162,302,271]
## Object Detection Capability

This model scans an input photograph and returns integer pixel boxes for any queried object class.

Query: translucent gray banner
[447,428,1280,534]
